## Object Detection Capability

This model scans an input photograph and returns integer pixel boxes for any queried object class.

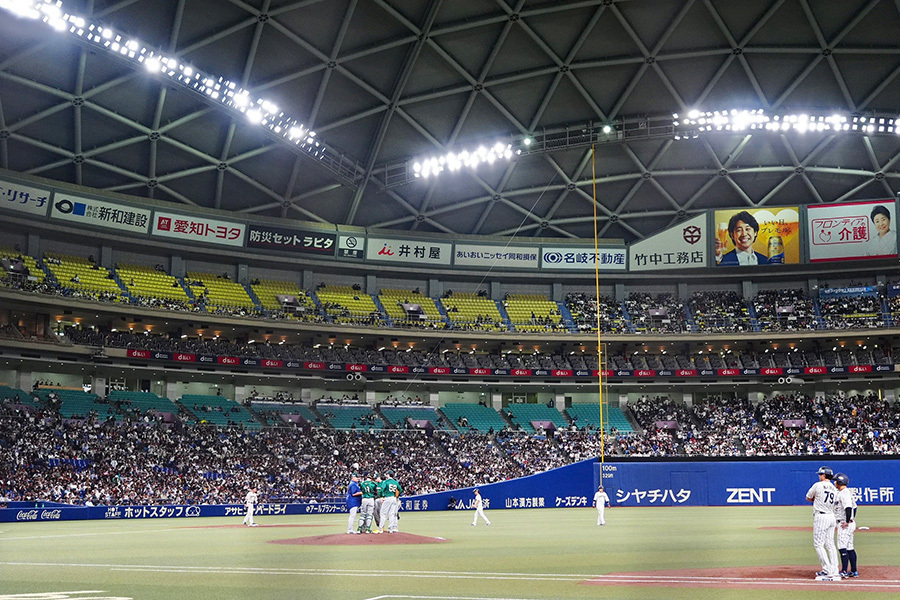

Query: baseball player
[358,473,377,533]
[833,473,859,578]
[806,466,839,581]
[346,473,362,534]
[593,485,610,525]
[471,488,490,526]
[242,487,259,527]
[373,474,384,533]
[380,470,402,533]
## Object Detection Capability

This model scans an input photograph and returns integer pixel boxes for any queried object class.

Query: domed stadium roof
[2,0,900,242]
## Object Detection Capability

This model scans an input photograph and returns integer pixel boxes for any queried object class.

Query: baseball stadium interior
[2,0,900,596]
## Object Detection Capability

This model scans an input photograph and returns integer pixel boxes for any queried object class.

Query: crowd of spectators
[565,293,629,333]
[690,291,752,333]
[819,295,884,329]
[625,292,687,334]
[3,390,900,506]
[754,289,818,331]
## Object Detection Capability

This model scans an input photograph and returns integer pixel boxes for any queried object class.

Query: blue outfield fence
[2,457,897,523]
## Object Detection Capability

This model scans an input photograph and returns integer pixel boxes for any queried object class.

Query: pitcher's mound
[271,532,449,546]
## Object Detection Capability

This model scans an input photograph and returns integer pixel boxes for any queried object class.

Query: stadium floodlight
[675,108,897,138]
[411,141,514,180]
[0,0,361,184]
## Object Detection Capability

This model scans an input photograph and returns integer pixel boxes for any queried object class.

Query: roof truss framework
[1,0,900,242]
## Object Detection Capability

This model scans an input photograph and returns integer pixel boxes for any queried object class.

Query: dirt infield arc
[270,532,450,546]
[582,566,900,593]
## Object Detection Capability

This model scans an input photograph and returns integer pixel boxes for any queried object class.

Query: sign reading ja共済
[366,236,452,265]
[246,224,336,256]
[152,211,246,247]
[540,246,626,270]
[51,193,151,233]
[628,214,707,271]
[0,177,51,217]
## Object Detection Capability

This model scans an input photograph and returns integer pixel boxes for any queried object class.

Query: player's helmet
[833,473,849,486]
[817,466,833,478]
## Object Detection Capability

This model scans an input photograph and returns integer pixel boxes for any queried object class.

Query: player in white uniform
[806,466,839,581]
[243,487,259,527]
[832,473,859,578]
[593,485,610,525]
[471,488,491,526]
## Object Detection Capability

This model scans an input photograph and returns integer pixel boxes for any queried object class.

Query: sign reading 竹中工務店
[51,193,151,233]
[454,244,539,268]
[540,246,626,270]
[628,214,707,271]
[152,212,246,247]
[0,177,51,217]
[246,224,336,256]
[366,236,452,265]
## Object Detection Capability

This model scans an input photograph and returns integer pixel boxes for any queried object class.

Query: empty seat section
[504,294,564,332]
[0,247,45,281]
[251,279,313,310]
[440,293,505,331]
[316,404,384,429]
[186,272,255,311]
[44,253,122,298]
[439,403,507,432]
[107,390,179,419]
[379,406,444,429]
[180,394,261,429]
[117,264,190,303]
[0,385,37,407]
[565,403,633,433]
[379,288,445,327]
[33,388,120,420]
[503,403,569,431]
[315,285,381,321]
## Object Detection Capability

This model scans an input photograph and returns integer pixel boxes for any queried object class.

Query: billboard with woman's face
[713,208,800,266]
[808,200,898,262]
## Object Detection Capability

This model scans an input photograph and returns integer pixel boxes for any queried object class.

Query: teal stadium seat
[316,404,384,430]
[565,403,633,433]
[503,404,569,432]
[439,403,508,433]
[180,394,261,429]
[33,389,120,420]
[379,405,444,429]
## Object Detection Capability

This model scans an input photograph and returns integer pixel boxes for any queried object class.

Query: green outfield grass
[2,506,899,599]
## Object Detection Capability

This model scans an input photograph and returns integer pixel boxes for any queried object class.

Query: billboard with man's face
[713,207,800,266]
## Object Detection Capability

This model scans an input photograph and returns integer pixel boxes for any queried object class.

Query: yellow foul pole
[591,145,605,464]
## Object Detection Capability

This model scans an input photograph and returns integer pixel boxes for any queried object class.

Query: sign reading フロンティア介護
[808,200,898,262]
[628,214,707,271]
[454,244,539,268]
[714,207,800,266]
[366,237,452,265]
[539,246,626,270]
[51,193,151,233]
[151,212,246,247]
[0,177,51,217]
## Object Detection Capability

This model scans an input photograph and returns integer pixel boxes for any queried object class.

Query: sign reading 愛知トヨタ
[152,211,246,247]
[454,244,539,268]
[0,177,51,217]
[366,236,452,265]
[51,193,151,233]
[247,224,336,256]
[808,200,898,262]
[540,246,626,270]
[628,214,707,271]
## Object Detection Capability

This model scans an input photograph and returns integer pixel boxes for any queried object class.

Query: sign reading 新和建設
[51,193,151,234]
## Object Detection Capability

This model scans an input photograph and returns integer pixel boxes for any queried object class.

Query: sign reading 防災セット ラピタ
[0,177,51,217]
[540,246,626,270]
[152,211,246,247]
[808,200,898,262]
[246,224,336,256]
[628,214,707,271]
[51,193,151,233]
[454,244,539,268]
[366,236,452,265]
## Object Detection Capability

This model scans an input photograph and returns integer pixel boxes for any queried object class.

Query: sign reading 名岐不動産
[628,214,707,271]
[51,193,151,233]
[152,211,246,247]
[540,246,626,270]
[366,236,452,265]
[0,177,51,217]
[246,224,336,255]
